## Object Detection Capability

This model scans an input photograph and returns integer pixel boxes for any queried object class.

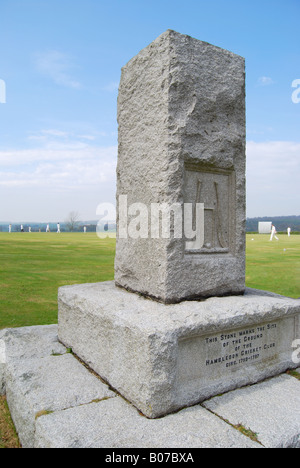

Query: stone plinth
[115,30,246,303]
[58,282,300,419]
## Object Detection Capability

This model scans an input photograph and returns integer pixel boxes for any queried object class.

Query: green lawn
[0,231,299,448]
[0,232,299,330]
[0,232,115,329]
[246,233,300,299]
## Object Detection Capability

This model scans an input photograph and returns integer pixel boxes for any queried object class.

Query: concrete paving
[0,325,299,448]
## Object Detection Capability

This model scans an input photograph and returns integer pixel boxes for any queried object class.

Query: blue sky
[0,0,299,222]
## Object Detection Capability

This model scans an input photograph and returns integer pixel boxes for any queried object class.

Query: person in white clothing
[46,224,50,233]
[270,224,279,241]
[287,227,291,237]
[8,224,12,233]
[57,223,61,233]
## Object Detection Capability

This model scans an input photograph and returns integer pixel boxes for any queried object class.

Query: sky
[0,0,299,222]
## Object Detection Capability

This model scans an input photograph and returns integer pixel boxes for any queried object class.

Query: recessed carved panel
[184,163,235,254]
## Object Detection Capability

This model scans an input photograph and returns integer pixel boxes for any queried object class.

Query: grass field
[0,231,299,448]
[246,233,300,299]
[0,232,299,330]
[0,233,115,329]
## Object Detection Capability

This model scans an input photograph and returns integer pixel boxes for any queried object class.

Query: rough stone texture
[5,353,116,448]
[3,324,299,448]
[0,330,6,395]
[0,325,66,395]
[34,395,260,448]
[58,281,300,418]
[115,29,246,303]
[203,374,300,448]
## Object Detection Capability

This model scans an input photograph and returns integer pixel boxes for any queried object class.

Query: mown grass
[0,232,115,329]
[0,232,299,330]
[0,396,21,448]
[246,233,300,299]
[0,231,299,448]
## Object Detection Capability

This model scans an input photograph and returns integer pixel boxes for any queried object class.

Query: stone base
[1,325,299,447]
[58,281,300,419]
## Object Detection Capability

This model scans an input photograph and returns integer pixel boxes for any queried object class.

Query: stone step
[0,325,299,448]
[203,373,300,448]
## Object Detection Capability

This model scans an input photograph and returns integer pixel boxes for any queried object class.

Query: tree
[65,211,80,232]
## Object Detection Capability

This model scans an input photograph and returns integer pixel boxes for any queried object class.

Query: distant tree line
[0,221,117,233]
[246,216,300,232]
[1,216,299,233]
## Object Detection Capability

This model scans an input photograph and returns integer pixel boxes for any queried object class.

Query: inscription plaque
[176,313,298,407]
[178,321,279,386]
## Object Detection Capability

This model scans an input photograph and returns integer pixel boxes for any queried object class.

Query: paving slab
[5,353,116,448]
[0,325,67,395]
[203,374,300,448]
[1,324,299,448]
[34,395,261,448]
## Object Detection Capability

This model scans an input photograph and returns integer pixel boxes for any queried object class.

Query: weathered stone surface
[0,325,66,395]
[5,353,116,448]
[115,29,246,303]
[3,324,298,448]
[203,374,300,448]
[34,396,261,448]
[58,281,300,418]
[0,330,6,395]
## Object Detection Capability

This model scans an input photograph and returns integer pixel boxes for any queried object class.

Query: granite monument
[58,30,300,419]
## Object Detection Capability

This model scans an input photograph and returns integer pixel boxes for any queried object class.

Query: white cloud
[0,159,116,189]
[102,81,119,92]
[34,50,81,89]
[0,143,117,189]
[27,128,107,145]
[246,141,300,216]
[1,138,299,221]
[77,134,97,141]
[28,129,69,142]
[40,129,70,138]
[257,76,274,86]
[0,145,116,167]
[247,141,300,173]
[0,140,117,221]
